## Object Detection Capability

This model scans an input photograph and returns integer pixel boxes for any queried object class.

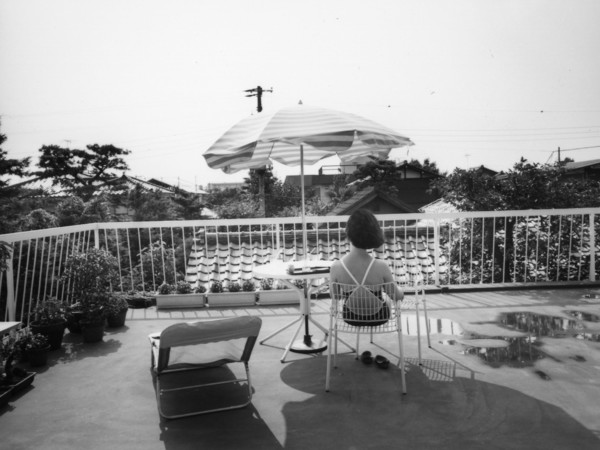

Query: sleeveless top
[340,258,390,327]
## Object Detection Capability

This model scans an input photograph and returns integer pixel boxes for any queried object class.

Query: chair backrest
[330,281,400,327]
[156,316,262,373]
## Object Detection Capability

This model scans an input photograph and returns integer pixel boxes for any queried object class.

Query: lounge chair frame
[149,316,262,419]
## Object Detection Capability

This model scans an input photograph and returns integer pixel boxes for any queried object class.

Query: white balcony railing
[1,208,599,322]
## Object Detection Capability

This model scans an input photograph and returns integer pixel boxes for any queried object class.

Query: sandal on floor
[361,351,373,365]
[375,355,390,369]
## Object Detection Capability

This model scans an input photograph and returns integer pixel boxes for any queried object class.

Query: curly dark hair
[345,209,384,249]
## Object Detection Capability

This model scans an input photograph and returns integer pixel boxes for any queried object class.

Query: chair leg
[326,318,334,391]
[422,292,432,348]
[415,299,423,365]
[355,331,360,358]
[396,315,407,395]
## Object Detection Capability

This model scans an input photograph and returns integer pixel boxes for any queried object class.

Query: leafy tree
[429,158,600,285]
[325,173,354,211]
[430,158,600,211]
[19,209,59,231]
[55,197,86,226]
[408,158,444,175]
[351,158,399,189]
[244,167,276,196]
[0,121,30,193]
[131,192,177,221]
[171,189,204,220]
[36,143,130,200]
[266,180,304,217]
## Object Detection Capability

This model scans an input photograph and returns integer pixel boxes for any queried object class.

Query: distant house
[286,160,443,207]
[206,182,245,191]
[563,159,600,181]
[284,173,340,203]
[323,161,443,216]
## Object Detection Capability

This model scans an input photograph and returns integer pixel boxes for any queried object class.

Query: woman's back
[331,254,391,287]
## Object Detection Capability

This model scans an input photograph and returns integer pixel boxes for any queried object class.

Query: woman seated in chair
[330,209,404,326]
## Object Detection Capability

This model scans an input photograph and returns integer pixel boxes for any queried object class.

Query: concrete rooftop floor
[2,286,600,449]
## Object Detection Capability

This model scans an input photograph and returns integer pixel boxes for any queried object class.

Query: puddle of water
[454,334,546,368]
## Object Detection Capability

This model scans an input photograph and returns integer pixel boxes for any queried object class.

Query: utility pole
[244,85,273,113]
[244,85,273,216]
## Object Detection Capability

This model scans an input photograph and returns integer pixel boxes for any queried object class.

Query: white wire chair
[325,275,432,395]
[326,281,407,394]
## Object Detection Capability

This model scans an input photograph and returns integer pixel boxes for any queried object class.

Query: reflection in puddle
[435,310,600,369]
[452,334,545,369]
[500,311,600,342]
[564,310,600,323]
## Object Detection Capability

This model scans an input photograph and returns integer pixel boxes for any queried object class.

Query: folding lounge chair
[149,316,262,419]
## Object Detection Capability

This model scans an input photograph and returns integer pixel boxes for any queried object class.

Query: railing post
[5,252,16,321]
[590,213,596,282]
[94,225,100,250]
[433,217,441,286]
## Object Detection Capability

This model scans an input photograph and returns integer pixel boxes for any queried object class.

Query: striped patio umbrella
[203,103,413,256]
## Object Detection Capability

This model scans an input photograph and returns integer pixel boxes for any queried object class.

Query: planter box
[156,294,206,310]
[206,292,256,307]
[257,289,301,305]
[0,371,36,407]
[9,371,36,395]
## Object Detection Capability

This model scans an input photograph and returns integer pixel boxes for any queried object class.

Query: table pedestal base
[289,337,328,354]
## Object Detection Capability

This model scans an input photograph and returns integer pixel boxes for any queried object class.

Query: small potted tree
[78,293,108,343]
[155,280,206,309]
[206,279,256,307]
[29,298,67,350]
[105,294,130,328]
[61,248,119,340]
[257,278,300,305]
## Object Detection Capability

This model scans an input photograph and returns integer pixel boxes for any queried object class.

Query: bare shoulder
[330,260,343,281]
[373,259,393,273]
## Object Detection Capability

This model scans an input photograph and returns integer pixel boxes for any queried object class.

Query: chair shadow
[279,355,600,449]
[154,366,282,450]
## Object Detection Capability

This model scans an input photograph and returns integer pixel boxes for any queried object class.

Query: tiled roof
[184,233,444,291]
[564,159,600,171]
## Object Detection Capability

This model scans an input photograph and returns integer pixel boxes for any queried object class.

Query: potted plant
[29,298,67,350]
[105,294,130,328]
[155,281,206,309]
[206,279,256,307]
[78,293,108,344]
[17,332,50,367]
[257,278,300,305]
[61,248,119,338]
[0,332,36,406]
[120,290,154,309]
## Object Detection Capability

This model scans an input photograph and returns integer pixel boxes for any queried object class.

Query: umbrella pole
[300,144,308,260]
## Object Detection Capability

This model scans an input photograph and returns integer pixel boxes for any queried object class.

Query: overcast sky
[1,0,599,192]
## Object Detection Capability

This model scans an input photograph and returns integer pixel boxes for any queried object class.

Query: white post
[433,217,441,286]
[590,213,596,281]
[300,144,308,260]
[6,251,15,321]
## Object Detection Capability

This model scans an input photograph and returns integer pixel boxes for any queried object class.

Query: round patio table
[254,260,332,362]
